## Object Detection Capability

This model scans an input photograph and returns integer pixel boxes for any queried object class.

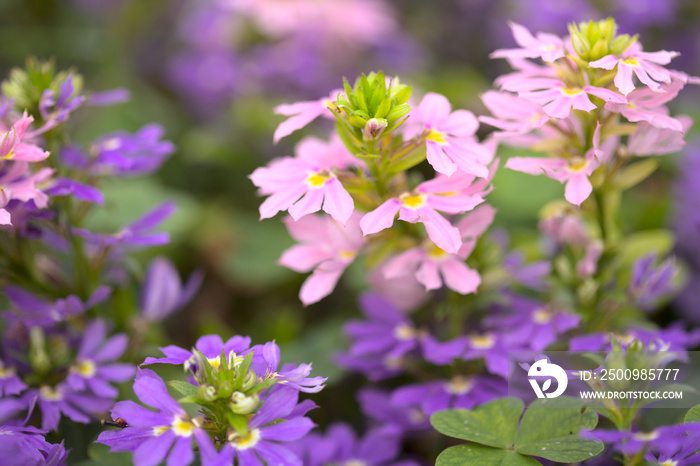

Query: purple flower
[23,383,114,432]
[253,342,326,393]
[485,294,580,351]
[0,359,27,396]
[96,369,216,466]
[60,124,175,177]
[216,385,316,466]
[39,74,86,126]
[357,388,429,433]
[143,334,252,371]
[66,319,135,399]
[74,201,175,250]
[584,423,700,457]
[3,285,111,327]
[140,257,203,322]
[0,425,68,466]
[629,254,677,310]
[570,324,700,351]
[46,178,104,204]
[341,293,419,368]
[292,422,408,466]
[390,375,507,418]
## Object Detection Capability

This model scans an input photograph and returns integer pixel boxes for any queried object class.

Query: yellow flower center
[229,428,261,450]
[560,87,584,96]
[427,242,449,259]
[470,334,495,350]
[612,333,635,346]
[73,360,97,378]
[633,431,658,442]
[101,138,121,150]
[339,250,356,261]
[532,309,552,324]
[568,158,589,172]
[344,461,368,466]
[2,150,13,160]
[661,461,678,466]
[153,426,168,436]
[172,417,196,437]
[622,57,639,66]
[305,171,331,188]
[445,376,474,395]
[0,366,15,379]
[207,356,221,369]
[39,386,63,401]
[383,355,404,369]
[393,323,415,341]
[400,193,427,209]
[426,128,448,145]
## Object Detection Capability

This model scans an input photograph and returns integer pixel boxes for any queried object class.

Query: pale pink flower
[494,58,557,90]
[513,78,627,119]
[577,240,603,278]
[505,125,603,206]
[360,165,495,254]
[272,90,338,143]
[0,112,49,162]
[279,213,363,305]
[589,43,679,95]
[381,205,495,294]
[0,162,53,225]
[627,117,693,156]
[406,93,495,177]
[250,135,356,224]
[605,79,685,131]
[479,90,548,137]
[491,22,564,63]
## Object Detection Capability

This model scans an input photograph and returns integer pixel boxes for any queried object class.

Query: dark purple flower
[140,257,203,322]
[294,422,411,466]
[0,359,27,396]
[46,178,104,204]
[74,201,175,250]
[143,334,252,371]
[23,383,114,432]
[629,253,677,310]
[485,294,580,351]
[96,369,217,466]
[391,375,507,418]
[3,285,111,327]
[337,293,420,380]
[0,425,68,466]
[357,388,429,433]
[216,385,316,466]
[39,74,86,127]
[584,423,700,457]
[66,319,135,399]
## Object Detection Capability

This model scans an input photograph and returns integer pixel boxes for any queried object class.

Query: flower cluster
[97,335,325,466]
[0,60,199,464]
[253,71,499,305]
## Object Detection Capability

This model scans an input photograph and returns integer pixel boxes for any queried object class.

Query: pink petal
[426,193,483,214]
[614,63,636,95]
[585,86,627,104]
[322,178,354,224]
[283,215,329,242]
[279,245,333,272]
[569,93,597,113]
[542,96,574,118]
[505,157,566,176]
[382,248,424,279]
[589,55,619,70]
[633,66,662,92]
[272,102,325,143]
[12,144,49,162]
[418,93,452,127]
[440,110,479,137]
[564,173,592,206]
[457,204,497,238]
[360,198,401,236]
[426,141,457,176]
[0,208,11,225]
[419,207,462,254]
[510,22,537,48]
[299,265,345,305]
[441,258,481,294]
[289,189,324,221]
[259,184,307,219]
[415,258,443,290]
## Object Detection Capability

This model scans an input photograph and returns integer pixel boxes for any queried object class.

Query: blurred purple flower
[46,178,103,204]
[570,324,700,351]
[357,388,429,433]
[584,423,700,457]
[66,319,135,399]
[38,75,86,127]
[629,254,677,310]
[143,334,252,370]
[0,425,68,466]
[97,369,216,466]
[23,383,114,432]
[0,359,26,396]
[140,257,203,322]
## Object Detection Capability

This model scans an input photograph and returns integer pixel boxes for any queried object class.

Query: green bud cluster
[1,57,83,116]
[568,18,637,63]
[169,348,277,440]
[331,71,412,153]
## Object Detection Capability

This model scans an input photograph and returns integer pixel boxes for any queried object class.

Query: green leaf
[226,412,248,437]
[430,398,524,448]
[436,444,541,466]
[611,159,659,190]
[515,398,603,463]
[168,380,199,398]
[686,404,700,423]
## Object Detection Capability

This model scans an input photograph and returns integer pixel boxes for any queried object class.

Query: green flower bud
[241,371,257,392]
[29,327,51,375]
[230,391,260,415]
[568,18,636,63]
[198,384,218,402]
[362,118,388,142]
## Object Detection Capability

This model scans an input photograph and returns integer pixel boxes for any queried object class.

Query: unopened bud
[362,118,388,142]
[230,391,259,415]
[241,371,257,392]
